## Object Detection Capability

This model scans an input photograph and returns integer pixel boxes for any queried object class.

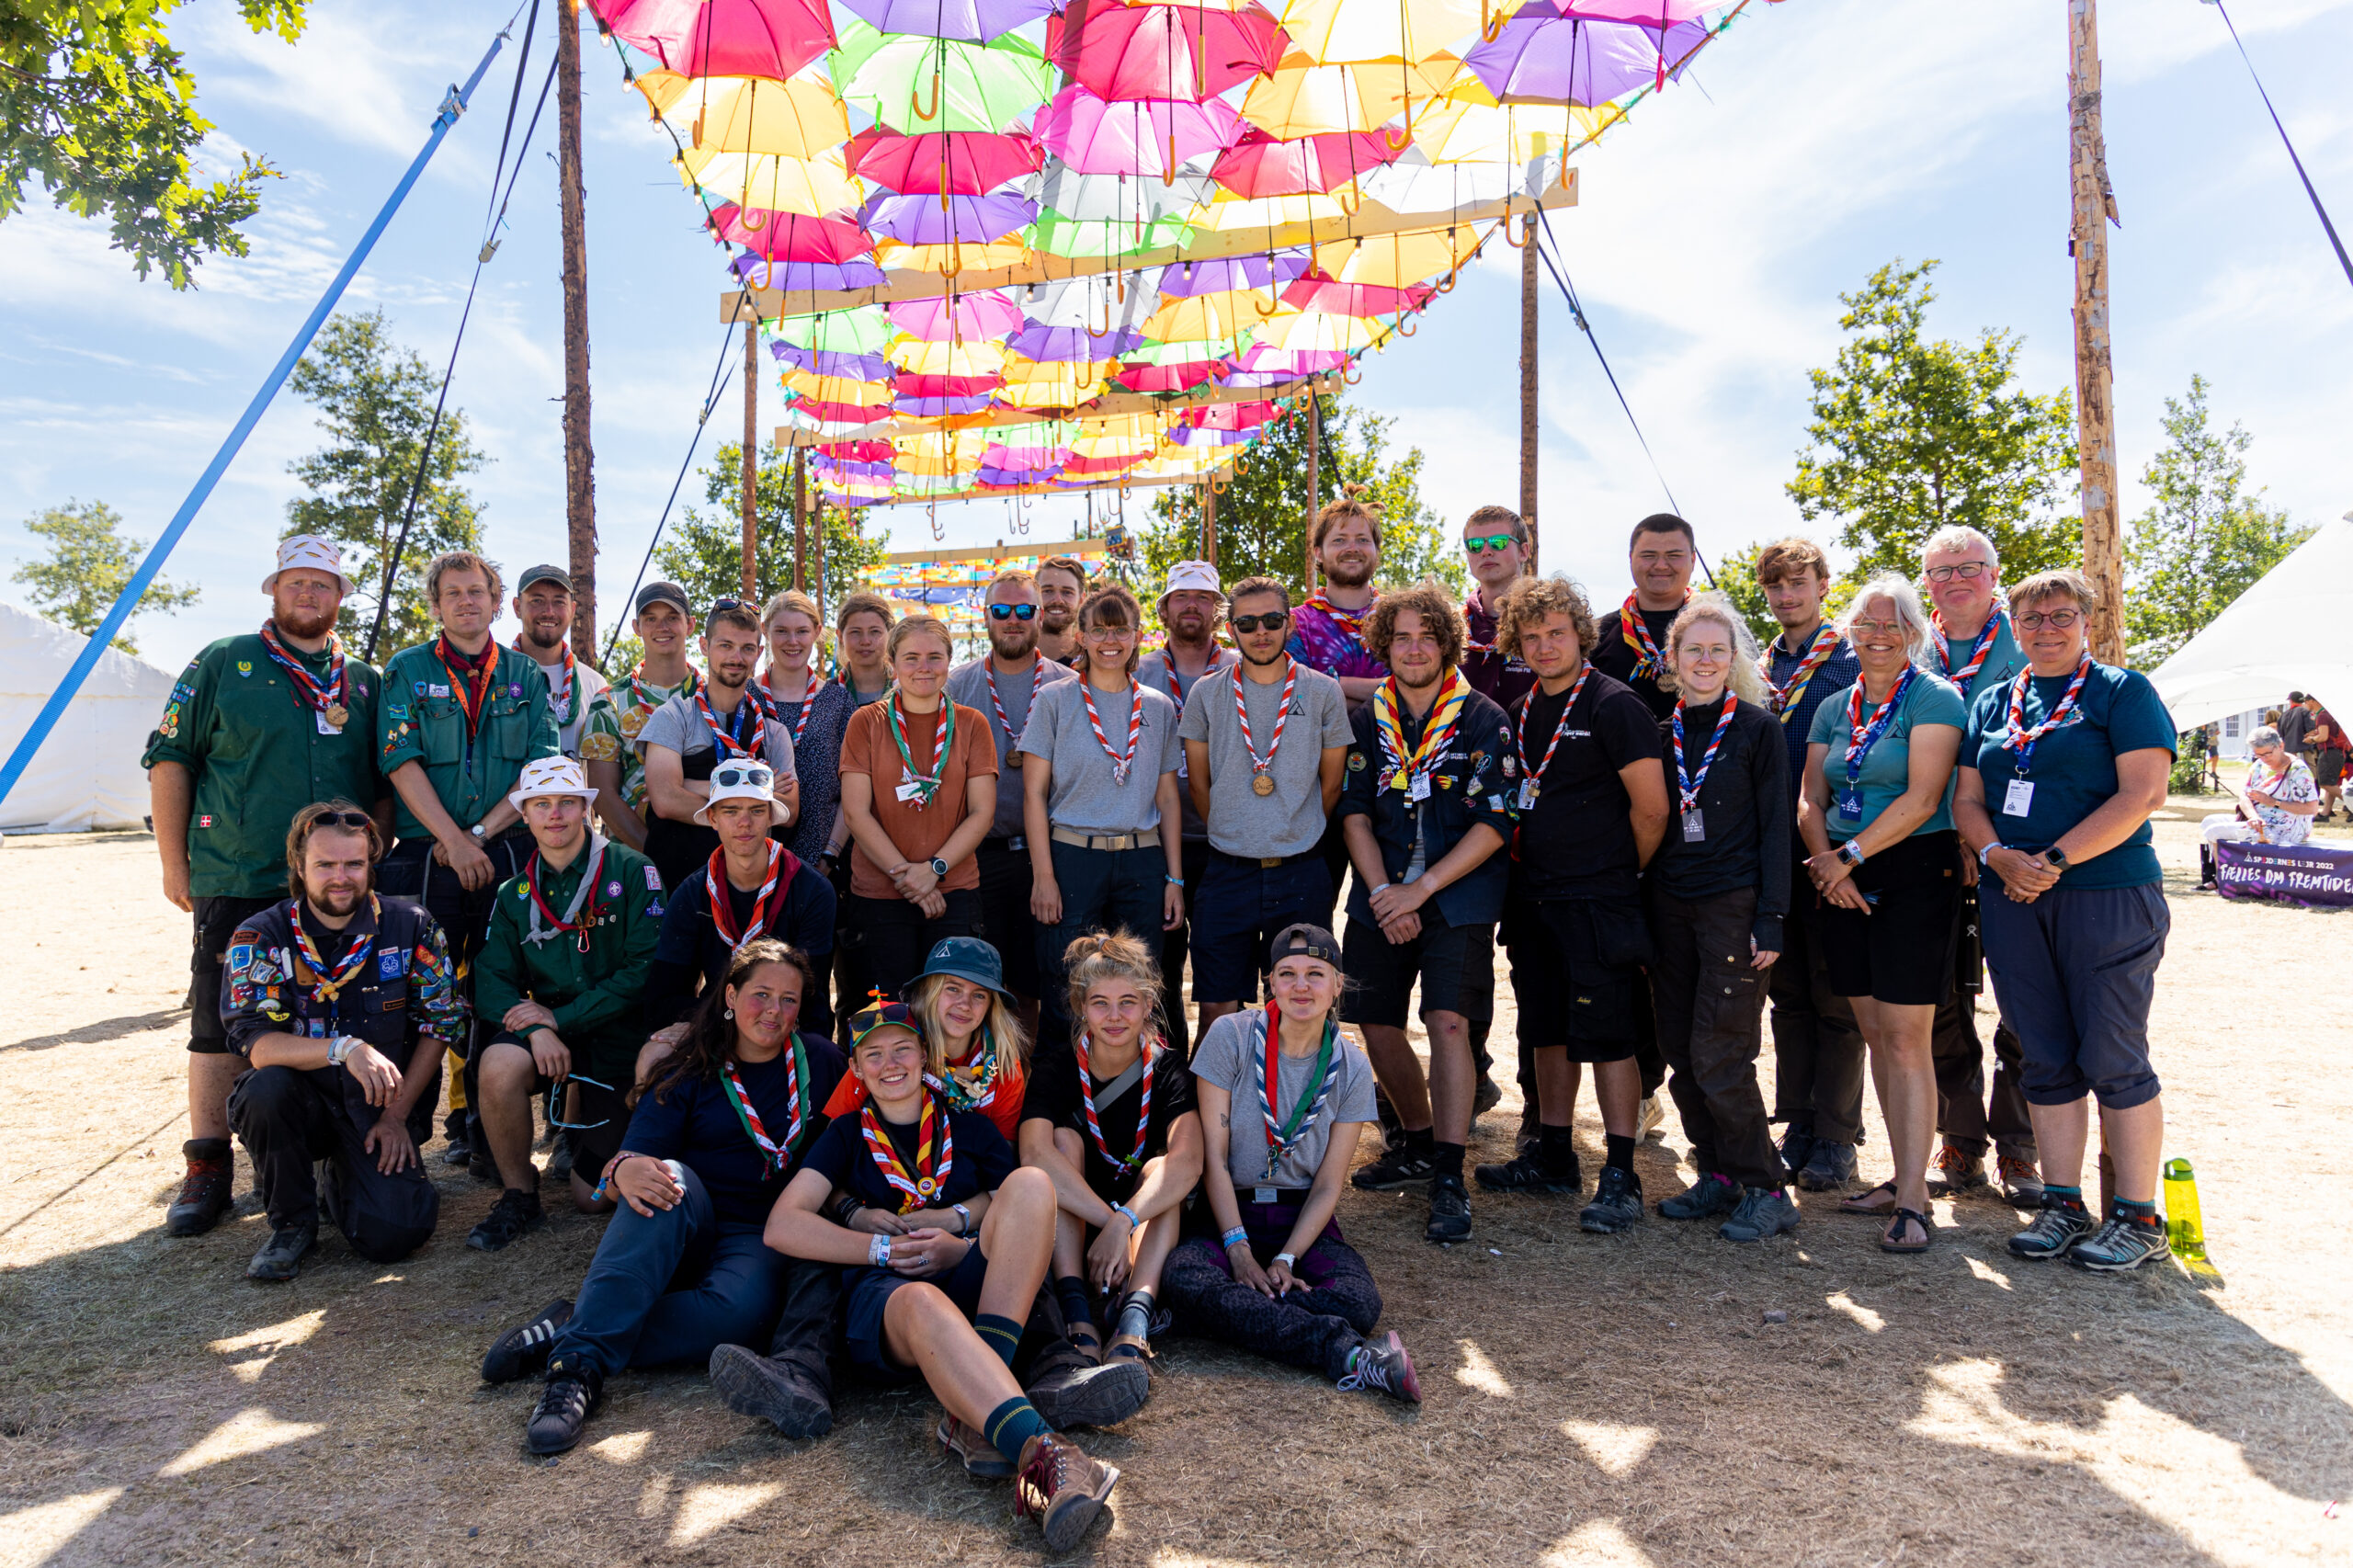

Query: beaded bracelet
[1113,1202,1141,1229]
[590,1151,645,1204]
[1221,1226,1248,1249]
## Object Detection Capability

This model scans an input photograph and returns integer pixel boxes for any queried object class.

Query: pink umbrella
[1034,85,1240,177]
[1279,271,1436,316]
[1046,1,1289,104]
[1210,127,1401,198]
[887,290,1027,341]
[705,204,876,264]
[596,0,835,80]
[1116,358,1224,392]
[845,128,1045,196]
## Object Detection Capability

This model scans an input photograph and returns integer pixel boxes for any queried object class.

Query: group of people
[145,500,2185,1548]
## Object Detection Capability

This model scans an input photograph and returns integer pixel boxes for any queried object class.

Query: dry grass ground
[2,792,2348,1568]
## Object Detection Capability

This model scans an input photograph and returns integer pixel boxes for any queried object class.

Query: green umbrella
[1027,210,1195,261]
[771,306,896,356]
[831,18,1057,136]
[1124,334,1249,364]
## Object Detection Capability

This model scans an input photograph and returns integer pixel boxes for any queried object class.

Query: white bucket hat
[1156,559,1225,613]
[508,756,599,812]
[694,757,792,827]
[263,533,356,596]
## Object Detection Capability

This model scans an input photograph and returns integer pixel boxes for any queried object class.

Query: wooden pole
[557,0,597,659]
[740,313,759,599]
[792,447,807,592]
[1518,210,1540,572]
[1304,392,1320,594]
[2069,0,2125,665]
[1201,480,1218,568]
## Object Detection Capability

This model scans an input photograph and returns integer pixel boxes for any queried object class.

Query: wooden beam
[853,472,1225,508]
[2068,0,2126,665]
[774,373,1337,447]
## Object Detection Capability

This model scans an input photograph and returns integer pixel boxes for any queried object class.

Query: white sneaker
[1638,1095,1666,1140]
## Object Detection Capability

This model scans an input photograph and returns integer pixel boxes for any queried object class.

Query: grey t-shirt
[1191,1009,1377,1189]
[946,654,1079,839]
[529,653,608,758]
[638,690,798,780]
[1177,660,1354,858]
[1140,646,1238,841]
[1017,677,1181,835]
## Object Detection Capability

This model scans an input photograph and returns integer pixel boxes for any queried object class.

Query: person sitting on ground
[1161,925,1421,1403]
[640,598,800,893]
[1019,933,1203,1363]
[468,757,665,1252]
[824,937,1031,1139]
[483,939,847,1454]
[766,1004,1124,1552]
[2198,726,2322,884]
[222,801,468,1280]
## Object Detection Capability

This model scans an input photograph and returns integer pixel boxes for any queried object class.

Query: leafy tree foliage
[8,497,199,653]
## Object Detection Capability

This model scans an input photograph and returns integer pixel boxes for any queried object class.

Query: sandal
[1105,1332,1154,1362]
[1065,1322,1104,1364]
[1837,1179,1899,1215]
[1879,1208,1934,1254]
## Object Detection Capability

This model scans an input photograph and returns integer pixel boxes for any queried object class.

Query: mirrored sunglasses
[987,603,1039,620]
[1463,534,1520,554]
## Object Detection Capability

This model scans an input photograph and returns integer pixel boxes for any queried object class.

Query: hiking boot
[1658,1172,1740,1221]
[1026,1358,1148,1430]
[709,1345,834,1438]
[1720,1187,1801,1243]
[1997,1155,2045,1209]
[167,1139,235,1236]
[526,1359,603,1455]
[1014,1433,1120,1552]
[2068,1214,2173,1274]
[1579,1165,1645,1233]
[1336,1330,1421,1403]
[244,1222,316,1283]
[1515,1106,1540,1154]
[1474,1149,1580,1195]
[1777,1123,1816,1181]
[1933,1143,1987,1193]
[1637,1095,1666,1140]
[1472,1074,1503,1120]
[1795,1139,1857,1192]
[482,1299,574,1384]
[439,1110,473,1165]
[1352,1141,1436,1192]
[938,1414,1015,1478]
[545,1132,574,1186]
[468,1188,545,1253]
[1424,1175,1472,1243]
[2007,1194,2097,1260]
[468,1147,504,1186]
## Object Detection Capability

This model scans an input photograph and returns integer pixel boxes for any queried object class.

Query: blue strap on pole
[0,28,510,812]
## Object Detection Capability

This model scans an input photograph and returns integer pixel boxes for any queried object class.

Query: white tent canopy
[0,602,175,833]
[2147,516,2353,734]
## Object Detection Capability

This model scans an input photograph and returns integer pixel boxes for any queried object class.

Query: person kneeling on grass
[1020,932,1203,1362]
[482,939,847,1453]
[1161,925,1421,1403]
[766,1006,1122,1552]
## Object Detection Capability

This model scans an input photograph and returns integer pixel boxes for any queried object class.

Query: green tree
[652,439,890,618]
[2,1,310,287]
[1790,260,2081,586]
[1709,543,1783,651]
[2123,374,2311,668]
[8,497,199,653]
[283,310,487,654]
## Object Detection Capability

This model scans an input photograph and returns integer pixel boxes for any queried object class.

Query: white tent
[2147,516,2353,733]
[0,602,176,833]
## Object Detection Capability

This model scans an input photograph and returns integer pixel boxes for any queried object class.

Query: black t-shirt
[1648,695,1792,949]
[644,857,838,1030]
[620,1033,848,1226]
[1506,668,1663,902]
[1020,1040,1198,1202]
[1589,606,1682,720]
[800,1097,1017,1213]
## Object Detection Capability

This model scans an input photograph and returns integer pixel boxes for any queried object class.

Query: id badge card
[1681,809,1705,843]
[316,711,343,735]
[1516,779,1538,812]
[895,780,927,803]
[2003,778,2036,817]
[1252,1186,1277,1205]
[1409,771,1432,802]
[1837,790,1863,822]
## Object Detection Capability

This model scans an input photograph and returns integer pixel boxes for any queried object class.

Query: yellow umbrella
[1140,291,1280,343]
[1408,97,1617,164]
[678,146,863,215]
[1258,308,1387,352]
[871,237,1034,275]
[635,71,849,158]
[1239,53,1465,139]
[1196,192,1357,231]
[1310,225,1482,287]
[1276,0,1480,65]
[784,370,896,407]
[1070,429,1160,460]
[997,361,1115,404]
[887,337,1009,377]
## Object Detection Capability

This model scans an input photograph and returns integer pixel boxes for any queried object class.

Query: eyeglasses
[987,603,1039,620]
[712,762,775,790]
[308,810,373,832]
[1924,562,1992,583]
[2016,608,2083,631]
[1848,619,1904,636]
[545,1074,618,1131]
[1463,534,1520,554]
[1230,611,1290,632]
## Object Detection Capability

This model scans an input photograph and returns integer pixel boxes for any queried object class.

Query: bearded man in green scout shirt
[143,535,390,1239]
[466,756,665,1253]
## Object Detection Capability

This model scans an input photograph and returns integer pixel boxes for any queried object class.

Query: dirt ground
[2,790,2347,1568]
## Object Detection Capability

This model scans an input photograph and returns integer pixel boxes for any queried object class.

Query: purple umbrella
[978,463,1063,486]
[1168,424,1252,446]
[860,190,1038,245]
[1150,252,1312,298]
[1006,323,1143,361]
[815,459,897,482]
[771,343,899,381]
[733,255,888,291]
[835,0,1055,43]
[1462,6,1708,106]
[1033,85,1239,178]
[896,392,1002,416]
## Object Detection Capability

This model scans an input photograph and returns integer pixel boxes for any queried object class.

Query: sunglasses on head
[310,810,373,833]
[1463,534,1520,554]
[712,762,774,790]
[987,603,1039,620]
[1230,611,1289,632]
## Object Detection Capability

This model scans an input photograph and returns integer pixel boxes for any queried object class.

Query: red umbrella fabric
[1116,358,1225,392]
[1046,0,1289,104]
[705,204,875,264]
[845,128,1046,195]
[1279,270,1437,316]
[1210,126,1400,197]
[597,0,835,81]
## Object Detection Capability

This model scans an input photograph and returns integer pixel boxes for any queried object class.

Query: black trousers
[229,1064,439,1261]
[1645,884,1779,1188]
[974,838,1042,1003]
[1155,837,1211,1059]
[1768,858,1866,1146]
[827,854,867,1048]
[846,889,982,1005]
[1931,992,2036,1162]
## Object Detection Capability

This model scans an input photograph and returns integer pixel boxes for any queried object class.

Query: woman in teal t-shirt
[1953,570,2176,1276]
[1799,575,1967,1255]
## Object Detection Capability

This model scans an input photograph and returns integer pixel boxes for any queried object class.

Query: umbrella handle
[1500,209,1528,246]
[1254,294,1279,319]
[1342,358,1363,385]
[913,70,940,123]
[1383,97,1413,153]
[1396,310,1418,337]
[1482,0,1507,43]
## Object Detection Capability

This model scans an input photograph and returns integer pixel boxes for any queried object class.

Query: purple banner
[2216,840,2353,908]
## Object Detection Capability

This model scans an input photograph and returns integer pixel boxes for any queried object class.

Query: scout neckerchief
[1148,645,1225,708]
[1372,668,1468,795]
[721,1040,812,1175]
[861,1088,953,1212]
[1513,664,1593,807]
[1619,591,1685,681]
[521,835,609,952]
[1256,1000,1340,1181]
[1080,676,1144,786]
[1231,655,1298,797]
[290,894,379,1017]
[1075,1030,1154,1175]
[1841,665,1918,812]
[529,637,578,725]
[1671,694,1736,812]
[705,843,790,951]
[1760,623,1840,722]
[762,665,824,750]
[259,619,350,729]
[696,681,766,761]
[436,634,498,743]
[984,656,1046,766]
[1933,605,2010,692]
[938,1027,1006,1113]
[1303,590,1370,650]
[887,692,955,807]
[620,664,699,723]
[1997,653,2093,778]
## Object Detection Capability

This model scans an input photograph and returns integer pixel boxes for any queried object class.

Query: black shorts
[1189,850,1333,1006]
[189,895,280,1053]
[1818,831,1963,1007]
[475,1029,631,1176]
[974,839,1041,999]
[1340,909,1495,1028]
[844,1241,991,1376]
[1505,896,1649,1062]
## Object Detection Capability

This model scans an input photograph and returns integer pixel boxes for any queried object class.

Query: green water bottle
[2163,1158,2207,1262]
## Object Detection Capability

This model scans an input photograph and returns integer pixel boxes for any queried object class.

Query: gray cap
[636,581,692,616]
[517,563,573,594]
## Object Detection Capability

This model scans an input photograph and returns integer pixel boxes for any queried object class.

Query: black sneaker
[482,1299,574,1384]
[527,1359,604,1455]
[2007,1194,2097,1260]
[439,1111,473,1165]
[1026,1358,1148,1430]
[1336,1330,1421,1403]
[468,1189,545,1253]
[1795,1139,1857,1191]
[1720,1187,1800,1243]
[1472,1074,1503,1120]
[2068,1215,2172,1273]
[1777,1123,1815,1180]
[167,1139,236,1236]
[244,1222,316,1283]
[1352,1142,1437,1192]
[1424,1175,1472,1243]
[1474,1149,1580,1195]
[1579,1165,1645,1233]
[709,1345,833,1438]
[1657,1173,1740,1221]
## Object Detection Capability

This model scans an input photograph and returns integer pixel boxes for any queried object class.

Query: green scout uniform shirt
[376,642,560,842]
[474,839,665,1082]
[141,633,385,899]
[578,668,700,814]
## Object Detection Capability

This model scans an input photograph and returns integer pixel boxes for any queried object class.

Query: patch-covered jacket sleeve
[406,914,471,1045]
[376,652,427,773]
[142,648,218,772]
[551,861,665,1040]
[219,919,291,1057]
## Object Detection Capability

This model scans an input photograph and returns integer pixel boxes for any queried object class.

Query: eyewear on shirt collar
[1462,534,1521,554]
[987,603,1039,620]
[1230,611,1290,632]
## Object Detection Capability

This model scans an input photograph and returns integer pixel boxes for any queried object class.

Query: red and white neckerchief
[529,638,579,724]
[1461,591,1526,666]
[258,619,348,722]
[704,844,784,951]
[1514,664,1594,798]
[984,656,1046,754]
[1933,605,2011,692]
[1759,623,1841,723]
[721,1047,808,1175]
[520,839,608,953]
[762,665,824,749]
[860,1090,953,1212]
[1148,646,1227,709]
[1081,676,1145,785]
[1998,654,2094,776]
[290,895,379,1009]
[1232,655,1299,785]
[1075,1031,1156,1175]
[1619,592,1684,680]
[696,684,765,761]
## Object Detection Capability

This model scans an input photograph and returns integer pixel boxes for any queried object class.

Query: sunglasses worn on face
[1925,562,1992,583]
[1463,534,1519,554]
[987,603,1039,620]
[1231,611,1290,632]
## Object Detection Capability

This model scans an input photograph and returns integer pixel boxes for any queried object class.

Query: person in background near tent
[1800,574,1969,1256]
[486,939,847,1454]
[1137,561,1236,1058]
[1476,576,1670,1234]
[377,550,560,1169]
[1917,526,2040,1208]
[767,1005,1125,1552]
[640,598,800,894]
[1035,555,1091,668]
[2277,691,2313,767]
[1754,538,1866,1194]
[580,582,701,855]
[2302,696,2344,822]
[220,801,464,1281]
[1289,488,1391,929]
[1643,597,1798,1243]
[1454,506,1532,1124]
[947,568,1079,1033]
[1162,925,1420,1403]
[143,534,390,1239]
[1336,584,1511,1246]
[835,592,897,708]
[1954,571,2177,1271]
[510,565,607,758]
[1181,577,1356,1035]
[467,758,665,1253]
[2197,724,2319,885]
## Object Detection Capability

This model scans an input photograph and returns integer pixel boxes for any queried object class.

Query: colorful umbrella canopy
[1280,270,1436,315]
[1153,251,1311,294]
[637,71,849,159]
[679,147,863,213]
[1238,54,1465,137]
[1211,126,1401,196]
[1461,6,1707,105]
[860,190,1039,244]
[1029,210,1196,260]
[772,305,897,354]
[1029,165,1215,221]
[835,0,1056,43]
[601,0,835,79]
[1034,86,1241,177]
[831,19,1058,135]
[1273,0,1478,64]
[1046,1,1290,103]
[887,290,1028,340]
[1356,143,1555,209]
[846,128,1045,195]
[708,204,874,262]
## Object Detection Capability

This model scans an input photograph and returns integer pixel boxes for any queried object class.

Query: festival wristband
[952,1202,972,1237]
[1112,1202,1141,1229]
[1273,1251,1298,1270]
[1978,840,2000,866]
[326,1034,358,1068]
[1221,1227,1248,1249]
[591,1152,643,1203]
[1166,873,1185,885]
[870,1233,892,1267]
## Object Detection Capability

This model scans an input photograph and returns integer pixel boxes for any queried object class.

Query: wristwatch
[470,823,487,839]
[1837,839,1866,867]
[928,856,949,878]
[1272,1251,1299,1270]
[2043,845,2071,871]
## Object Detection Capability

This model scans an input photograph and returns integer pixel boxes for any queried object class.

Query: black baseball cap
[1268,923,1339,967]
[517,563,573,594]
[636,581,692,616]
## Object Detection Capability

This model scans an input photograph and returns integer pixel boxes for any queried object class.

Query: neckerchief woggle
[1842,665,1918,810]
[938,1028,1003,1113]
[290,894,380,1018]
[522,835,609,950]
[887,693,954,807]
[1372,669,1467,794]
[1998,654,2093,777]
[722,1043,810,1175]
[1760,623,1840,722]
[1077,1031,1155,1175]
[861,1087,953,1213]
[1256,1001,1340,1181]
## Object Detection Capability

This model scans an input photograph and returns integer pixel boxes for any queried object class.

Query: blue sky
[3,0,2348,674]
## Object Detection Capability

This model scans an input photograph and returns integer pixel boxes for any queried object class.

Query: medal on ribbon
[1233,656,1299,797]
[260,619,350,729]
[984,658,1045,769]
